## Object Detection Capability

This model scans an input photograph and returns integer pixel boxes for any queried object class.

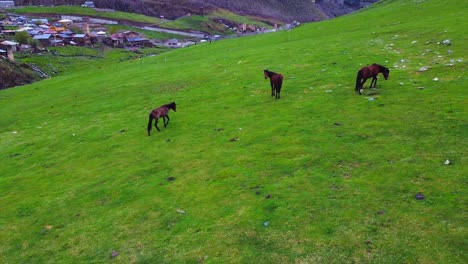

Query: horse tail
[276,74,284,99]
[147,113,153,136]
[278,74,284,89]
[355,70,363,92]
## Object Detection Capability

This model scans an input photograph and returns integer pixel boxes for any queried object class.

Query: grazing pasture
[0,0,466,263]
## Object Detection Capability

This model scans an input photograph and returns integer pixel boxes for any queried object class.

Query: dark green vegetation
[0,0,466,262]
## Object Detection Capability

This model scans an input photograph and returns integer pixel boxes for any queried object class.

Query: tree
[14,31,31,45]
[30,39,40,53]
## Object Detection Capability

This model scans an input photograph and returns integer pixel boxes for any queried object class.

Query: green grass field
[1,0,466,263]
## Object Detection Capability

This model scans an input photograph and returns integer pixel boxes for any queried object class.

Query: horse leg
[270,80,275,96]
[359,78,367,95]
[276,87,280,99]
[369,77,377,88]
[164,115,170,127]
[147,114,153,136]
[155,118,161,131]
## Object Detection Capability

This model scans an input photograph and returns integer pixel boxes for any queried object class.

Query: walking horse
[147,102,176,136]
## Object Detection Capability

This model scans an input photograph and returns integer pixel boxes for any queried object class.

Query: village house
[0,40,18,52]
[126,37,150,47]
[104,31,150,48]
[88,31,106,44]
[72,33,90,45]
[27,30,43,37]
[104,35,124,47]
[121,31,140,39]
[0,40,18,61]
[55,33,72,44]
[33,34,53,46]
[50,39,64,46]
[104,32,125,47]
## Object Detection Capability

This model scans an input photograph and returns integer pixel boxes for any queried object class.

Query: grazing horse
[264,69,284,99]
[147,102,176,136]
[355,64,390,95]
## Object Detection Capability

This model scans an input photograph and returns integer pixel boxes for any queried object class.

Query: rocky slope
[0,59,40,90]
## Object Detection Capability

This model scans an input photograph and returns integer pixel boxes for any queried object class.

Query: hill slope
[0,0,466,263]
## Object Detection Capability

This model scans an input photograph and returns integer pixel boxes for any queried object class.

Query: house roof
[1,40,19,45]
[73,34,87,38]
[58,34,72,38]
[27,30,42,36]
[33,34,52,40]
[127,37,149,42]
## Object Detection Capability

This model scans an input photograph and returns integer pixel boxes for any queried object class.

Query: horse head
[170,102,177,112]
[264,69,269,79]
[382,67,390,80]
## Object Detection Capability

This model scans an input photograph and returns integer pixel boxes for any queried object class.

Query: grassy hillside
[160,9,273,34]
[0,0,466,263]
[11,5,272,35]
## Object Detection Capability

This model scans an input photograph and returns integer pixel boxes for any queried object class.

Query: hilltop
[0,0,466,263]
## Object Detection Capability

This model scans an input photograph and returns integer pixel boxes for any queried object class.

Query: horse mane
[165,102,176,108]
[265,69,277,77]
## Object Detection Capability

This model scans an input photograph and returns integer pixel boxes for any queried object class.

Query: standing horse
[264,69,284,99]
[147,102,177,136]
[355,64,390,95]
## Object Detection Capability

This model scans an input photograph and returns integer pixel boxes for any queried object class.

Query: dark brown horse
[355,64,390,95]
[147,102,176,136]
[264,69,284,99]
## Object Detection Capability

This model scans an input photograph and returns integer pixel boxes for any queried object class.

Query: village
[0,1,300,63]
[0,12,191,61]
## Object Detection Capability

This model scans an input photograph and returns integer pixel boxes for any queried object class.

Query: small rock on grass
[111,251,119,258]
[415,192,425,200]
